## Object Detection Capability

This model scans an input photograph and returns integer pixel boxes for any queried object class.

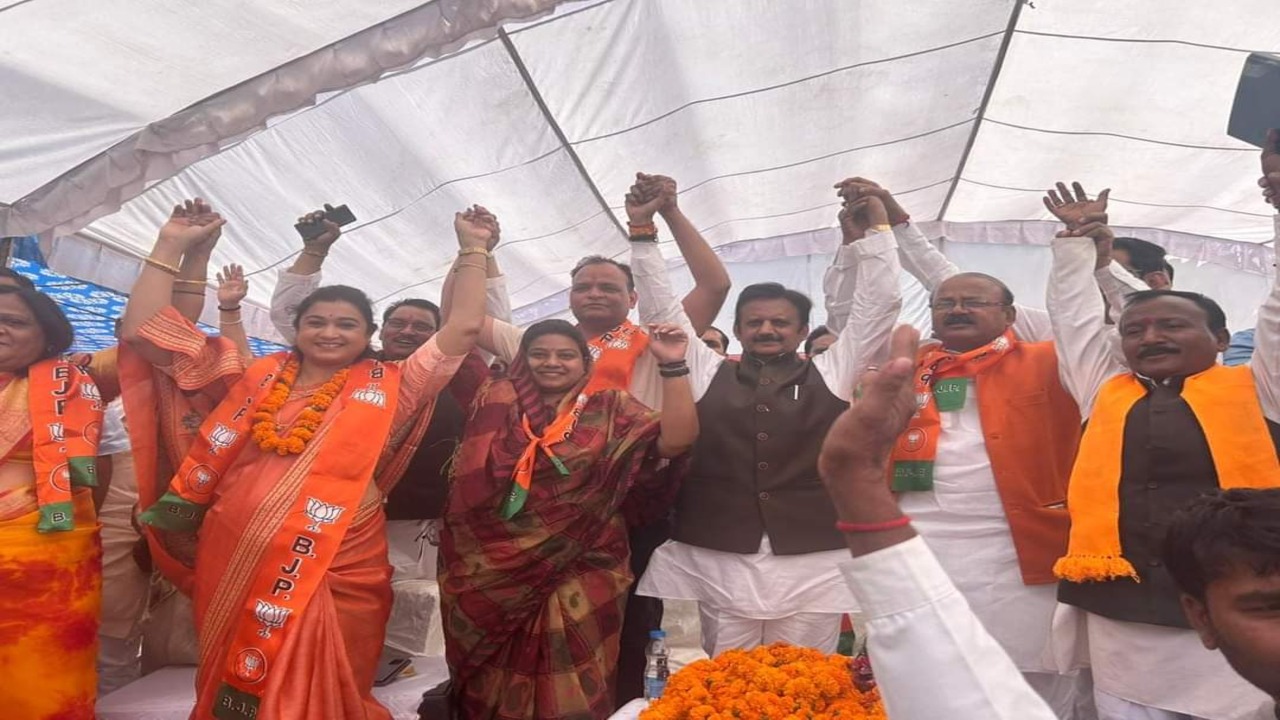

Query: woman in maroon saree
[439,319,696,720]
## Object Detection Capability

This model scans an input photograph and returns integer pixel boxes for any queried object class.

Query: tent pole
[498,28,629,239]
[935,0,1028,221]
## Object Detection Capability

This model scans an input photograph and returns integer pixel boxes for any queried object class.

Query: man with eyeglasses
[831,183,1090,715]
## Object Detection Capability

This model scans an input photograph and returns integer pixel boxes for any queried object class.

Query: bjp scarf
[138,352,400,716]
[501,391,589,519]
[890,329,1015,491]
[1055,364,1280,583]
[17,358,106,532]
[583,320,649,396]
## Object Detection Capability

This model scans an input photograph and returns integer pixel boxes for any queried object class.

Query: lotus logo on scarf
[254,600,291,638]
[47,422,65,443]
[183,464,218,498]
[304,497,344,533]
[208,423,239,455]
[350,384,387,409]
[991,335,1011,352]
[80,381,104,409]
[234,648,268,684]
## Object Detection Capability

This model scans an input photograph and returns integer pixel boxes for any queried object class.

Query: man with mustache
[633,194,901,656]
[825,178,1148,342]
[825,187,1090,714]
[1044,139,1280,720]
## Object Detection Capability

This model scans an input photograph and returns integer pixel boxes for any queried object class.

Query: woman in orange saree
[122,199,494,720]
[441,319,698,720]
[0,286,108,720]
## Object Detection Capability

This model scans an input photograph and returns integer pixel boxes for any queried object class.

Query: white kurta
[896,379,1061,673]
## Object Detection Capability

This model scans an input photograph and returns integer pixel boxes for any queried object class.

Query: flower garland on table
[641,643,886,720]
[250,359,349,455]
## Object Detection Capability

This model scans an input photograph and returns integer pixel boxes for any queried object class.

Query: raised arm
[818,325,1058,720]
[434,206,493,358]
[171,234,216,322]
[440,211,509,322]
[629,173,731,331]
[630,238,724,401]
[814,196,903,402]
[1046,213,1126,416]
[121,199,227,366]
[215,264,253,363]
[269,209,339,342]
[646,323,699,457]
[1250,132,1280,421]
[822,190,882,332]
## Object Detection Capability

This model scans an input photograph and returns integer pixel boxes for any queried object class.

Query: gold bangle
[145,257,181,276]
[173,289,204,296]
[452,261,487,274]
[458,247,491,258]
[174,278,206,286]
[302,250,328,259]
[221,319,243,326]
[871,224,893,233]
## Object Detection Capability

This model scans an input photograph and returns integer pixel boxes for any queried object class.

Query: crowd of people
[0,138,1279,720]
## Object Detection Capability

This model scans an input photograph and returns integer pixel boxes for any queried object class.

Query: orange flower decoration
[250,359,349,455]
[641,643,885,720]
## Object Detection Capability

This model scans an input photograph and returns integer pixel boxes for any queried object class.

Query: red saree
[439,357,680,720]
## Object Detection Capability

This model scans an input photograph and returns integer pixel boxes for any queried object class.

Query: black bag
[417,679,454,720]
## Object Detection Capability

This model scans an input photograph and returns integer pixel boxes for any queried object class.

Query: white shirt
[633,231,900,614]
[97,398,130,456]
[896,380,1061,673]
[839,537,1057,720]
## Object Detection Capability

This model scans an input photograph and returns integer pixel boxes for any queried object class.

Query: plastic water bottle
[643,629,670,701]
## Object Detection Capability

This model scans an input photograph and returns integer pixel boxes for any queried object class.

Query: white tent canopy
[3,0,1277,344]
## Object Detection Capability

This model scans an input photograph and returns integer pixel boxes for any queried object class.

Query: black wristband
[659,367,691,378]
[218,305,241,312]
[628,233,658,243]
[657,360,688,369]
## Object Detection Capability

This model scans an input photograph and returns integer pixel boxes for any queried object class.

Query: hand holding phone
[295,203,357,243]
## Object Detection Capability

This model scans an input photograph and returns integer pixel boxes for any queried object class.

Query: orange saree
[0,360,108,720]
[126,308,463,720]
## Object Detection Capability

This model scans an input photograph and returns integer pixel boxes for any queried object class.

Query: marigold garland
[250,359,349,455]
[640,643,885,720]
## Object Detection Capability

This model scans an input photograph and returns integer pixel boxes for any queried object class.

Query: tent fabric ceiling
[2,0,1278,334]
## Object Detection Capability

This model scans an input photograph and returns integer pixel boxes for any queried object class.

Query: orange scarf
[17,358,106,532]
[501,391,589,519]
[139,352,400,715]
[1055,365,1280,583]
[583,320,649,396]
[890,330,1015,491]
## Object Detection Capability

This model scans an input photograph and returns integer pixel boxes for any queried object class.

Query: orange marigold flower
[641,644,885,720]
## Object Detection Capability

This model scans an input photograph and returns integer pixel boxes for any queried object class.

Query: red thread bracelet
[835,516,911,533]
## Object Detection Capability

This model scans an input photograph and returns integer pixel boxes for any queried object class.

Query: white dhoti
[639,534,856,657]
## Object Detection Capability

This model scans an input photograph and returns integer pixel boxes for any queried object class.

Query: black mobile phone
[294,203,358,241]
[1228,53,1280,150]
[373,655,412,687]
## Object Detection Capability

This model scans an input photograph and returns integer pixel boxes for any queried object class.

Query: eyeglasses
[385,319,437,333]
[929,299,1010,312]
